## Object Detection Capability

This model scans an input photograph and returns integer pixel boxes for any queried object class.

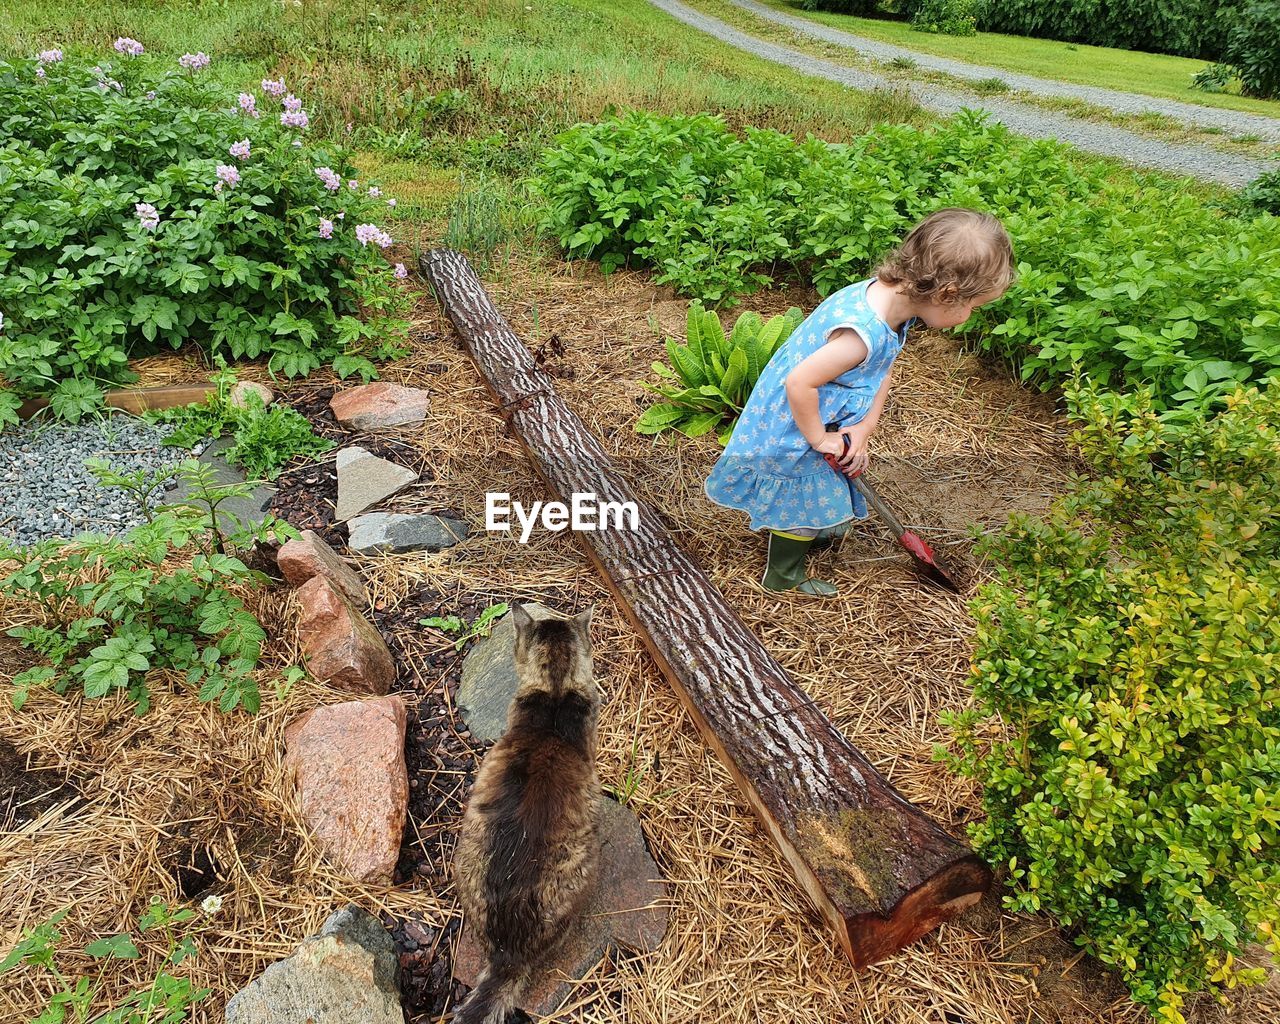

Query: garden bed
[3,255,1277,1024]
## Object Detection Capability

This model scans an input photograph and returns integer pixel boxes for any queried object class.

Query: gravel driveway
[648,0,1279,186]
[728,0,1280,145]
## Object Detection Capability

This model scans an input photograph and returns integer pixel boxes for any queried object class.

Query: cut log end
[790,807,991,966]
[841,856,992,968]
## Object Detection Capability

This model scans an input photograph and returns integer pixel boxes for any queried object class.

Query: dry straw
[2,252,1275,1023]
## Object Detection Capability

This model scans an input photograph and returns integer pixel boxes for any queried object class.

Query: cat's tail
[451,956,528,1024]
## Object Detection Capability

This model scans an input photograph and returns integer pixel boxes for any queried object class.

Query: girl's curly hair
[874,208,1016,304]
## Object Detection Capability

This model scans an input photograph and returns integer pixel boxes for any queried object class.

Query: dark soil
[370,584,493,1022]
[169,842,222,900]
[0,735,76,829]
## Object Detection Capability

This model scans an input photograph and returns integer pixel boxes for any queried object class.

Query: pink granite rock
[329,382,431,430]
[295,575,394,694]
[278,530,369,608]
[284,696,408,885]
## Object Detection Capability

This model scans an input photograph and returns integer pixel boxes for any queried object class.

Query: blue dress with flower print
[704,278,914,532]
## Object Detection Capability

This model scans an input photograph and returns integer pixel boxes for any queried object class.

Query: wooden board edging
[16,384,216,421]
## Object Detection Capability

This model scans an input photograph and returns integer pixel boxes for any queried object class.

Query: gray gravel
[0,412,206,548]
[728,0,1280,144]
[649,0,1279,186]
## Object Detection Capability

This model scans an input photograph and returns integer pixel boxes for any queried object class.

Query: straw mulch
[2,250,1276,1024]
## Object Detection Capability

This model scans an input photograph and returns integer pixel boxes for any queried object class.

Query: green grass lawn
[0,0,1240,243]
[0,0,942,232]
[0,0,932,150]
[746,0,1280,118]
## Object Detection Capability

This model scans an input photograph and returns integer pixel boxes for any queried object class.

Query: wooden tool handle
[850,474,906,537]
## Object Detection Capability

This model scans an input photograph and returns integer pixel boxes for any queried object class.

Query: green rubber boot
[808,518,856,551]
[761,531,838,597]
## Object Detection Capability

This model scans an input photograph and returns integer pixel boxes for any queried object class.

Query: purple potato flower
[216,163,240,189]
[178,52,211,71]
[283,93,303,112]
[315,167,342,191]
[38,49,63,64]
[229,139,251,160]
[280,109,309,129]
[135,203,160,230]
[367,186,381,198]
[114,37,144,56]
[35,66,46,80]
[355,223,393,249]
[387,198,397,208]
[319,218,334,239]
[145,90,156,100]
[261,77,286,97]
[394,263,408,279]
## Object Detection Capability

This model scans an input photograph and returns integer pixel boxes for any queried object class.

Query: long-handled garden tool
[822,436,961,593]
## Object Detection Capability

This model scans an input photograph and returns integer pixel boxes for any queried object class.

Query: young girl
[704,208,1016,597]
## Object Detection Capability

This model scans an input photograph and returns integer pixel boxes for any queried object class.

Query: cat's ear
[574,604,595,636]
[511,602,534,632]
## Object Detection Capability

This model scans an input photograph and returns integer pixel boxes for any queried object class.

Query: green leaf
[719,347,748,406]
[49,379,104,424]
[85,933,139,959]
[676,411,722,438]
[635,403,686,434]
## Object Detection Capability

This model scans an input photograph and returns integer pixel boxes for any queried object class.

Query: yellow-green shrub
[942,381,1280,1022]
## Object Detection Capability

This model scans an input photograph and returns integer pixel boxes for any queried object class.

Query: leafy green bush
[1218,0,1280,99]
[976,1,1234,60]
[2,899,211,1024]
[1236,168,1280,217]
[803,1,1233,59]
[941,382,1280,1023]
[801,0,881,14]
[1190,62,1235,94]
[148,371,335,480]
[911,0,981,37]
[636,303,802,444]
[0,461,296,714]
[0,46,410,407]
[531,110,1280,413]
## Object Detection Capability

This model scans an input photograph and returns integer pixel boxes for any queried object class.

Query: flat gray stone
[456,602,556,743]
[346,513,469,555]
[334,446,417,521]
[225,904,401,1024]
[164,437,275,540]
[454,797,669,1019]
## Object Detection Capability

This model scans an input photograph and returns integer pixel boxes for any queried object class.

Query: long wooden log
[421,249,990,967]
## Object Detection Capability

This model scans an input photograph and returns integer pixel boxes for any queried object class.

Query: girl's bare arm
[857,364,894,436]
[784,328,868,446]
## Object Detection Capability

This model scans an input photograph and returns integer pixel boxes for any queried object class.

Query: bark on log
[421,248,991,967]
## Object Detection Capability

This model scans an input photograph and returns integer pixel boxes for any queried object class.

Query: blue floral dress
[704,278,914,532]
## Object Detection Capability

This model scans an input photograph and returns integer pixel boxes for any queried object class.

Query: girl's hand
[811,429,870,476]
